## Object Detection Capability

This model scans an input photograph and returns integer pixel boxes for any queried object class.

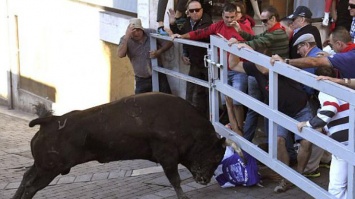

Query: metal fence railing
[150,33,355,199]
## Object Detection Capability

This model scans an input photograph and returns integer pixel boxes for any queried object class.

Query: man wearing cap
[292,33,328,179]
[288,6,322,59]
[117,18,172,94]
[293,34,321,109]
[271,27,355,79]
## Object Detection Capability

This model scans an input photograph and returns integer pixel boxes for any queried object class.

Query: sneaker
[322,17,329,26]
[157,26,168,36]
[303,169,321,178]
[274,179,292,193]
[319,161,331,169]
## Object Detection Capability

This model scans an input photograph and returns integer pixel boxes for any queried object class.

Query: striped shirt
[306,92,349,143]
[240,22,289,58]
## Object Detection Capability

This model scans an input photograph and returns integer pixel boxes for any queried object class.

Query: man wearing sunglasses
[230,5,289,59]
[170,3,244,41]
[288,6,322,59]
[168,0,213,118]
[349,0,355,42]
[170,3,248,135]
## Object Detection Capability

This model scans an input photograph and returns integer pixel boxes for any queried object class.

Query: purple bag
[214,147,260,187]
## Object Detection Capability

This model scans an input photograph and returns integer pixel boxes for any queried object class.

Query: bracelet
[285,59,290,64]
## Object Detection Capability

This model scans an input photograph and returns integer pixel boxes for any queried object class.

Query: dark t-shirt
[243,62,308,117]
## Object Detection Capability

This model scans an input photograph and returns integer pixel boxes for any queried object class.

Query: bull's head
[189,137,225,185]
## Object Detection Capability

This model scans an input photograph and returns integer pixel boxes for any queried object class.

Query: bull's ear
[29,117,54,127]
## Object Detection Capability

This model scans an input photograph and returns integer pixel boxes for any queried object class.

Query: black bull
[13,92,226,199]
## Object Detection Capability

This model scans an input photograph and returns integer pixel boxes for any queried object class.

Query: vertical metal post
[268,71,278,159]
[150,35,159,92]
[210,45,219,124]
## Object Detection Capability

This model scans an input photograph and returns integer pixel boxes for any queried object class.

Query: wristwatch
[285,59,290,64]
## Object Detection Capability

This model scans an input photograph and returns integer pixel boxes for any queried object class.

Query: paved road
[0,105,328,199]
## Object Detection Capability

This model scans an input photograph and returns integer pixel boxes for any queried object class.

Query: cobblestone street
[0,105,328,199]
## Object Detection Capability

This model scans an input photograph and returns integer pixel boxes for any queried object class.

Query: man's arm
[117,36,130,58]
[150,41,173,58]
[171,25,213,40]
[297,93,338,132]
[270,54,331,69]
[158,41,173,54]
[317,76,355,89]
[117,24,134,58]
[255,64,269,74]
[171,33,191,39]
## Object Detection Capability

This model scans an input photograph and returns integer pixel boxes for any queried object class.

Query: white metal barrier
[150,33,355,199]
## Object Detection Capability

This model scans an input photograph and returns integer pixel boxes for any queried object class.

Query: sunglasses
[261,15,274,24]
[188,8,202,13]
[349,3,355,9]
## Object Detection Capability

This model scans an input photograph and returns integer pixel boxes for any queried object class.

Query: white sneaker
[322,17,329,26]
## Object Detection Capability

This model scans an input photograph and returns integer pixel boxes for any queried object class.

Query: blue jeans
[264,103,312,141]
[243,76,263,141]
[227,70,248,105]
[262,103,312,162]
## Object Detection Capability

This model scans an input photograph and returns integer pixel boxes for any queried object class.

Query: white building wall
[0,0,11,105]
[0,0,187,114]
[3,0,114,114]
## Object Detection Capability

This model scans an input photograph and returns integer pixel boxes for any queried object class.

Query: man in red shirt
[171,3,247,136]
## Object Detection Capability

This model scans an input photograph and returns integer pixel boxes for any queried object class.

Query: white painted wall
[0,0,10,104]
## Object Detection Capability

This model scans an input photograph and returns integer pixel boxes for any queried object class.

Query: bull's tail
[32,103,53,118]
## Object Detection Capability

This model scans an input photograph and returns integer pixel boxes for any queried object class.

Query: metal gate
[151,33,355,199]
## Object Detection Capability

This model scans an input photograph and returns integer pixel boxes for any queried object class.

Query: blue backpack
[214,146,260,187]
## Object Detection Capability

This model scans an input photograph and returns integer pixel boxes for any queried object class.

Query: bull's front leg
[151,143,188,199]
[12,164,59,199]
[162,164,188,199]
[12,165,36,199]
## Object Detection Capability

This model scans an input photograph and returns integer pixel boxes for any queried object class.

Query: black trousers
[135,73,171,94]
[185,65,209,118]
